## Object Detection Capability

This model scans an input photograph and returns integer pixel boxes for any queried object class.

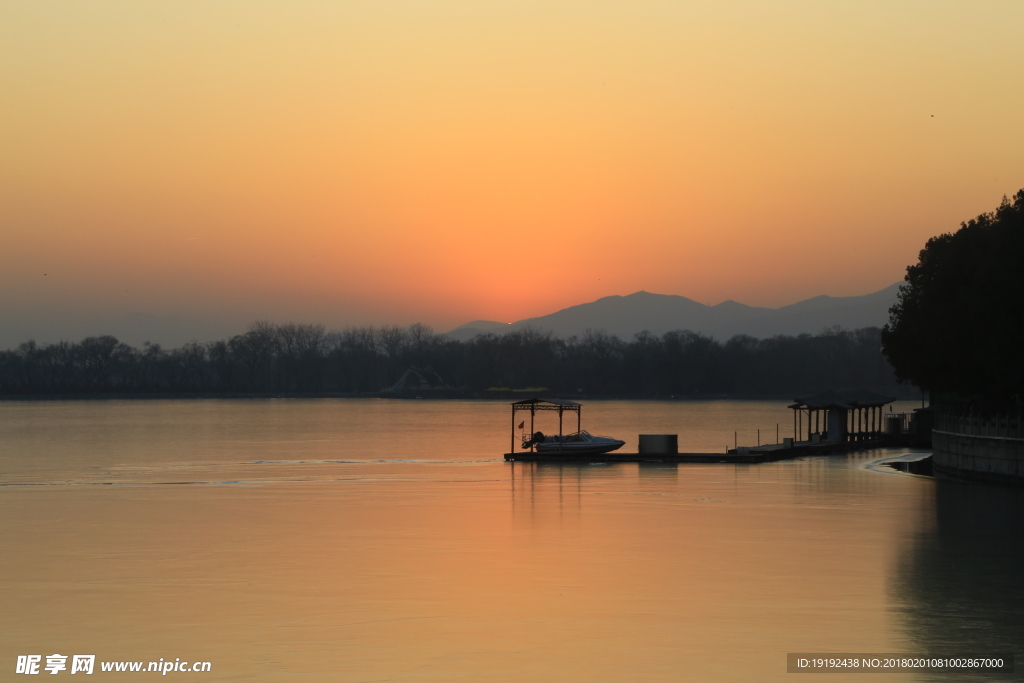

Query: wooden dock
[503,439,893,464]
[505,451,766,463]
[500,397,905,465]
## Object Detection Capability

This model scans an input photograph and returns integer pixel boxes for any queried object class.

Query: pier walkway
[502,395,913,464]
[503,438,893,464]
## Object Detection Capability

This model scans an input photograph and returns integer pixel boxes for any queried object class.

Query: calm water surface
[1,399,1020,681]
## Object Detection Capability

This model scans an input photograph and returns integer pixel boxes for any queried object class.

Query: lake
[1,399,1021,681]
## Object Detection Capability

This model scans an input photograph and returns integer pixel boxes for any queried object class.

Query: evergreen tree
[882,190,1024,402]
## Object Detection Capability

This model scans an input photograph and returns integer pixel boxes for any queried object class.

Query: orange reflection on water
[0,401,933,681]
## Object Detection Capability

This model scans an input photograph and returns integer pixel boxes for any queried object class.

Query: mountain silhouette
[445,283,901,341]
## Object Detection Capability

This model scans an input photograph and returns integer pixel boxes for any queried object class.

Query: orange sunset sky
[2,1,1023,347]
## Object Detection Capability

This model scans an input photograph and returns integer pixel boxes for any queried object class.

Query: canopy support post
[530,405,535,452]
[558,407,563,453]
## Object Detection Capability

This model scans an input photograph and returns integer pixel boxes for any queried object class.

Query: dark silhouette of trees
[882,190,1024,402]
[0,321,904,397]
[75,336,132,389]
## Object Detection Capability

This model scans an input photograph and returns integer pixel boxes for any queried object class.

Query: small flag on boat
[518,421,525,429]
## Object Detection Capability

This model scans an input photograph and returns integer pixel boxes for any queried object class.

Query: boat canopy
[510,398,581,454]
[511,398,581,411]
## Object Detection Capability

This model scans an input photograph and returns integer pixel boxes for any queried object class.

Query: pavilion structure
[789,390,896,444]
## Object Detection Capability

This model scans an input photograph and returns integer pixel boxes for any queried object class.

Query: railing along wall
[935,412,1024,440]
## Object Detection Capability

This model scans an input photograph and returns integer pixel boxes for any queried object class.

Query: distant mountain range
[445,283,902,341]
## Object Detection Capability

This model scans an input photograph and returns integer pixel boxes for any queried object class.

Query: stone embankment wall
[932,414,1024,484]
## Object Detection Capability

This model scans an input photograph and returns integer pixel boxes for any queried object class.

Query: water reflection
[1,400,939,682]
[895,478,1024,680]
[638,462,680,480]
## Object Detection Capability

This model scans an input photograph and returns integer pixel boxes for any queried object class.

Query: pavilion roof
[789,390,896,410]
[511,398,581,408]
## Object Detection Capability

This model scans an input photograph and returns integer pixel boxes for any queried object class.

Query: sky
[2,0,1023,348]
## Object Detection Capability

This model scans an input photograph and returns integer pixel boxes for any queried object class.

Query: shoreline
[0,391,924,402]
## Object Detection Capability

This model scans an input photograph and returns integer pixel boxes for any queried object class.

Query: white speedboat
[525,430,625,455]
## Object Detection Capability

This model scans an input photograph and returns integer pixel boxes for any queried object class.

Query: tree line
[0,321,904,398]
[883,189,1023,405]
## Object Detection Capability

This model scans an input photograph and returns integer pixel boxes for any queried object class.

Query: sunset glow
[3,0,1022,344]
